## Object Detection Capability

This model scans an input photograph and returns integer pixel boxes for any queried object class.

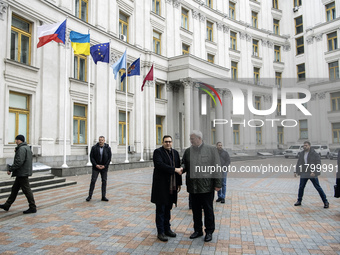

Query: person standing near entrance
[86,136,112,202]
[216,142,230,204]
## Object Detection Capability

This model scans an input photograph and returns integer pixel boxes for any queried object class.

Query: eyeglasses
[164,141,172,143]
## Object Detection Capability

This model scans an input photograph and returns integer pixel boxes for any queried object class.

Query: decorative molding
[173,0,181,8]
[239,32,246,40]
[261,39,267,47]
[318,92,326,100]
[311,93,318,101]
[306,36,314,45]
[180,77,194,88]
[173,84,180,93]
[267,41,274,48]
[223,25,229,33]
[315,33,323,42]
[264,95,271,103]
[246,34,252,42]
[0,1,8,21]
[165,0,172,4]
[199,13,206,22]
[282,42,290,51]
[222,90,231,97]
[110,50,120,64]
[216,22,223,31]
[192,10,199,20]
[166,82,173,92]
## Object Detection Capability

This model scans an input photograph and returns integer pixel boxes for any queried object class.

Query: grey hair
[190,130,203,139]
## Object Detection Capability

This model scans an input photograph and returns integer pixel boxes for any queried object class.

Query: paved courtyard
[0,157,339,255]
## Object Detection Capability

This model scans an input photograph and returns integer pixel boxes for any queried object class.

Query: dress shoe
[221,199,225,204]
[294,201,301,206]
[190,231,203,239]
[86,196,91,202]
[157,233,168,242]
[0,204,9,211]
[324,202,329,208]
[23,208,37,214]
[101,197,109,202]
[216,198,222,202]
[204,233,212,242]
[164,229,176,237]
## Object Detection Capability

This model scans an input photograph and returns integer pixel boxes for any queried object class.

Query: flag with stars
[90,43,110,64]
[121,58,140,82]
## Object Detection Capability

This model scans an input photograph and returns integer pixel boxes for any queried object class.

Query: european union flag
[90,43,110,64]
[121,58,140,82]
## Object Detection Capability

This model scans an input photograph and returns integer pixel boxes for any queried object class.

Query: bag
[335,185,340,198]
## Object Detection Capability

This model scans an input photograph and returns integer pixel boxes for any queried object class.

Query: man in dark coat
[294,141,329,208]
[151,135,182,242]
[0,135,37,214]
[216,142,230,204]
[86,136,112,202]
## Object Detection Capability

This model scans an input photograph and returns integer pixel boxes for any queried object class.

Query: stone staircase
[0,173,77,199]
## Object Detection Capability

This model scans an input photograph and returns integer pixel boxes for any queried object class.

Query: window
[181,8,189,30]
[207,21,213,41]
[277,126,284,144]
[276,72,282,88]
[119,111,129,145]
[252,39,259,56]
[119,69,128,92]
[333,123,340,143]
[9,92,30,143]
[273,0,279,9]
[326,2,336,21]
[152,0,161,15]
[231,61,238,80]
[73,103,87,144]
[252,11,258,28]
[273,19,279,35]
[331,92,340,111]
[296,36,304,55]
[155,83,162,99]
[256,127,262,145]
[233,124,240,144]
[230,31,237,50]
[75,0,88,22]
[182,43,189,55]
[211,121,216,145]
[295,16,303,35]
[277,99,281,115]
[11,15,31,65]
[294,0,302,7]
[297,63,305,81]
[229,2,235,20]
[206,0,213,8]
[156,116,163,145]
[329,61,339,80]
[74,54,87,81]
[254,67,260,84]
[327,32,338,51]
[207,54,214,63]
[274,45,281,62]
[299,120,308,139]
[255,96,261,110]
[119,12,129,42]
[153,31,161,54]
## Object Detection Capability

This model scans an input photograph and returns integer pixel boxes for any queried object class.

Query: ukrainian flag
[70,31,90,55]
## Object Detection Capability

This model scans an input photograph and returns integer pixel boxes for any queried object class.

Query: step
[0,174,55,187]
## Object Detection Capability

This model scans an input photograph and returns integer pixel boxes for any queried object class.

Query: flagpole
[86,29,92,166]
[62,18,68,168]
[140,55,144,161]
[108,39,112,162]
[125,48,129,163]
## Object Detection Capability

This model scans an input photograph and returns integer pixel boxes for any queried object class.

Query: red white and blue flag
[37,20,66,48]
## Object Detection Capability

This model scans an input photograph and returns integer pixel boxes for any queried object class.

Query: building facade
[0,0,339,168]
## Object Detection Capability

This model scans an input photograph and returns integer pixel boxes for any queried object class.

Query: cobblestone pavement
[0,157,339,255]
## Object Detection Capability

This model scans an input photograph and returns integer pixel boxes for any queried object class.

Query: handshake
[175,167,184,175]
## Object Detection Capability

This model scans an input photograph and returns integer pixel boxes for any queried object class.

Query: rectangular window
[252,12,258,28]
[156,116,163,145]
[75,0,88,22]
[256,127,262,145]
[295,16,303,35]
[74,54,87,81]
[294,0,302,7]
[299,119,308,139]
[296,36,304,55]
[152,0,161,15]
[181,8,189,30]
[327,32,338,51]
[231,61,238,80]
[211,121,216,145]
[297,63,305,81]
[255,96,261,110]
[329,61,339,81]
[206,0,213,8]
[207,53,214,63]
[277,126,284,144]
[119,69,128,92]
[331,92,340,111]
[333,123,340,143]
[273,0,279,9]
[119,111,129,145]
[254,67,260,84]
[153,31,161,54]
[9,92,30,144]
[182,43,190,55]
[229,2,235,20]
[274,45,281,62]
[207,21,213,41]
[275,72,282,88]
[230,31,237,50]
[326,2,336,21]
[233,124,240,145]
[11,15,31,65]
[252,39,259,56]
[119,12,129,42]
[155,83,162,99]
[277,99,281,115]
[273,19,279,35]
[73,103,87,144]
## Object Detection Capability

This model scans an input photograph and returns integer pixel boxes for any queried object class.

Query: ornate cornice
[216,22,223,31]
[192,10,199,20]
[199,13,206,22]
[0,1,8,21]
[180,77,194,88]
[318,92,326,100]
[267,41,274,48]
[223,25,229,33]
[239,32,246,40]
[315,33,323,42]
[306,36,314,45]
[173,0,181,8]
[246,34,252,42]
[261,39,267,47]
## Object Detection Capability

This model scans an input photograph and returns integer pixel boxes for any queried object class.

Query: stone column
[193,83,200,130]
[215,89,223,144]
[181,78,193,149]
[222,90,232,148]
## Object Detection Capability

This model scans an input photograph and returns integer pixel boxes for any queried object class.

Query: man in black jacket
[151,135,182,242]
[216,142,230,204]
[294,141,329,208]
[86,136,112,202]
[0,135,36,214]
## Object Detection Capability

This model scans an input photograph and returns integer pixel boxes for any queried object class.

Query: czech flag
[37,20,66,48]
[70,31,90,55]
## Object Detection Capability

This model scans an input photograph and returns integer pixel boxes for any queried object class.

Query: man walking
[86,136,112,202]
[182,130,222,242]
[216,142,230,204]
[151,135,182,242]
[0,135,37,214]
[294,141,329,208]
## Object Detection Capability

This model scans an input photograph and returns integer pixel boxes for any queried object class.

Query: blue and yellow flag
[69,31,90,55]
